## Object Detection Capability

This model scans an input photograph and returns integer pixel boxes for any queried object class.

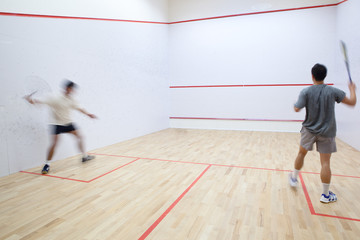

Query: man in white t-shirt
[25,80,97,174]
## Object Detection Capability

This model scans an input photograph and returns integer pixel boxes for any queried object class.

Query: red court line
[300,172,360,221]
[314,213,360,222]
[300,171,360,179]
[20,157,139,183]
[138,164,212,240]
[0,12,167,24]
[20,171,89,183]
[91,153,295,171]
[299,173,316,215]
[88,158,140,182]
[170,83,334,88]
[169,1,347,24]
[170,117,303,122]
[0,1,347,24]
[90,153,211,166]
[91,153,360,179]
[212,164,292,172]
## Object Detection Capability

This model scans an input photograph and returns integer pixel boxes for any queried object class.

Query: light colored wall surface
[0,1,169,176]
[0,0,168,22]
[168,0,340,22]
[169,6,337,132]
[335,0,360,150]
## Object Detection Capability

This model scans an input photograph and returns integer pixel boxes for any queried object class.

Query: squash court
[1,129,360,239]
[1,0,360,240]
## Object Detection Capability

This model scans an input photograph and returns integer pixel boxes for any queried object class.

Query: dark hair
[311,63,327,81]
[63,79,77,89]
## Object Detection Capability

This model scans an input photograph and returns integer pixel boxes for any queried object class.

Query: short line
[88,158,139,182]
[139,157,211,166]
[20,171,89,183]
[138,165,211,240]
[301,171,360,179]
[211,164,292,172]
[88,153,139,159]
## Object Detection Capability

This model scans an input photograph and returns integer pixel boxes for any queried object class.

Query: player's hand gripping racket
[22,75,52,99]
[340,41,352,83]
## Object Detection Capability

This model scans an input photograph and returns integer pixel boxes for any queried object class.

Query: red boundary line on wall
[170,117,304,122]
[169,1,347,24]
[0,0,347,24]
[170,83,334,88]
[0,12,167,24]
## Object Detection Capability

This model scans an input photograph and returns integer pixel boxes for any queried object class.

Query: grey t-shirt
[294,84,345,137]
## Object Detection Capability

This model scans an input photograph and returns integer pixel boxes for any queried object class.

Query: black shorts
[52,123,77,135]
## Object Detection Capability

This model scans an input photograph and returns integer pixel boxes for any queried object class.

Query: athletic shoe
[42,164,50,174]
[82,155,95,162]
[288,172,298,187]
[320,191,337,203]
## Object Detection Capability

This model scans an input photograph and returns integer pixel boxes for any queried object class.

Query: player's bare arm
[341,82,357,106]
[24,95,43,105]
[77,108,97,119]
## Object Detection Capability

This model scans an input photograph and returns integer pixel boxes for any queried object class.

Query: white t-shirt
[42,93,80,125]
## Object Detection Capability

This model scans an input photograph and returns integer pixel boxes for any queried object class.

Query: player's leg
[69,129,95,162]
[47,134,59,161]
[289,145,308,187]
[319,153,337,203]
[317,136,337,203]
[320,153,331,184]
[42,133,59,174]
[294,145,308,170]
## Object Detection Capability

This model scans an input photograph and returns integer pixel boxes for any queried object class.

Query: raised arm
[341,82,357,106]
[77,108,97,119]
[24,95,43,105]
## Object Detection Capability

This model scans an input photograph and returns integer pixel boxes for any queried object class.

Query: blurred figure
[25,80,97,174]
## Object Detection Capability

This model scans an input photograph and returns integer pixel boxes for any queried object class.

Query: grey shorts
[300,127,337,154]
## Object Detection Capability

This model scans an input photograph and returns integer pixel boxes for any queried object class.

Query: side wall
[335,0,360,150]
[0,1,169,176]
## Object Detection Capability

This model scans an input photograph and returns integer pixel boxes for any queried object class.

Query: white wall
[168,0,339,23]
[0,0,168,22]
[0,1,169,176]
[335,0,360,150]
[169,5,338,132]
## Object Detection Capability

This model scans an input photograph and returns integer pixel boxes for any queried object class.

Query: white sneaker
[320,191,337,203]
[288,172,298,187]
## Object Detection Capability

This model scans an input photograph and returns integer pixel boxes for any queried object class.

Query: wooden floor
[1,128,360,240]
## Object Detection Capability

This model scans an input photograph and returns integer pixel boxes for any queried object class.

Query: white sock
[293,169,300,179]
[322,183,330,196]
[83,153,88,158]
[46,160,51,166]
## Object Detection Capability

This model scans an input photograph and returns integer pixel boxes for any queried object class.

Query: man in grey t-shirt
[288,63,356,203]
